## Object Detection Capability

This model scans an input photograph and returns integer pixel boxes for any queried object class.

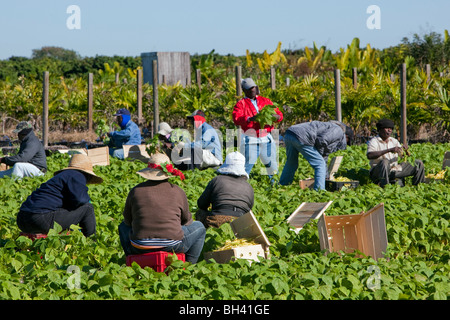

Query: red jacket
[232,96,283,137]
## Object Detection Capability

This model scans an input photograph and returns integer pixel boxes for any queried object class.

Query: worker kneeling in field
[279,121,353,190]
[196,152,254,228]
[118,153,206,263]
[0,121,47,179]
[107,108,141,159]
[367,118,425,187]
[16,154,103,237]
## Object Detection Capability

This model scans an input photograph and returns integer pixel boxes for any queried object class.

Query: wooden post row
[352,67,358,89]
[87,73,93,132]
[270,67,276,90]
[196,69,201,91]
[42,71,49,147]
[334,69,342,122]
[136,69,143,126]
[235,65,242,99]
[400,63,407,146]
[153,60,159,136]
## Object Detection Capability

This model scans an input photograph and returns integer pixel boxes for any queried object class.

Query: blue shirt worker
[108,108,142,159]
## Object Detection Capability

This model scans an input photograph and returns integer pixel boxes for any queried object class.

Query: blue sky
[0,0,449,59]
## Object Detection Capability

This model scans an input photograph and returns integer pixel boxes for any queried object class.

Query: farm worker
[196,152,254,228]
[0,121,47,179]
[118,153,206,263]
[279,121,353,190]
[16,154,103,237]
[367,118,425,187]
[107,108,141,159]
[232,78,283,177]
[173,110,222,170]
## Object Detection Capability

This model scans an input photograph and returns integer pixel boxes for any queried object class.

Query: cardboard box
[83,146,110,166]
[123,144,151,163]
[204,244,265,264]
[317,203,388,260]
[286,201,333,234]
[299,178,315,190]
[299,156,343,189]
[204,211,271,264]
[325,179,359,191]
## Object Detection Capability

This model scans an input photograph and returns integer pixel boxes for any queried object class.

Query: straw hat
[216,152,248,178]
[137,153,171,181]
[54,154,103,184]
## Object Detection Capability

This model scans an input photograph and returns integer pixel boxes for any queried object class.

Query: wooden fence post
[196,69,201,91]
[426,64,431,83]
[400,63,407,146]
[137,69,143,126]
[235,65,242,99]
[270,67,276,90]
[87,73,93,132]
[352,68,358,89]
[152,60,159,137]
[42,71,49,147]
[334,69,342,122]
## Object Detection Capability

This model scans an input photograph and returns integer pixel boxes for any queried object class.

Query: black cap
[187,110,205,118]
[376,119,394,130]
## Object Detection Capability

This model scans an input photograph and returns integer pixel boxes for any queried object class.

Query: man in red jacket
[232,78,283,177]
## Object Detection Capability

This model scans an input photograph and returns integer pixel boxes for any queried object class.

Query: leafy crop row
[0,143,449,300]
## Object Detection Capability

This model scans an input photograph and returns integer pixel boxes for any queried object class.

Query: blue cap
[113,108,131,116]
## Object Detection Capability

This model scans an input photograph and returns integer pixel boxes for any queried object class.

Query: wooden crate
[299,156,343,189]
[286,201,333,234]
[204,211,271,264]
[83,146,109,166]
[203,244,265,264]
[327,155,343,180]
[317,203,388,260]
[123,144,150,163]
[299,178,314,190]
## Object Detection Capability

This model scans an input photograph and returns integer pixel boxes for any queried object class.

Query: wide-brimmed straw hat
[217,152,248,178]
[54,154,103,184]
[137,153,171,181]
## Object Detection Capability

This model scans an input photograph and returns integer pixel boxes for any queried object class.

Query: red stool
[19,232,48,240]
[126,251,185,272]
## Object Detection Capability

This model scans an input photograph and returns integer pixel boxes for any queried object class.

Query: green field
[0,143,448,300]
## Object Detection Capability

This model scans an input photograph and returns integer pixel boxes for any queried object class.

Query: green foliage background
[0,143,448,300]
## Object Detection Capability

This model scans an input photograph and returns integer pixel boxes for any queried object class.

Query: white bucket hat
[216,152,248,178]
[157,122,173,136]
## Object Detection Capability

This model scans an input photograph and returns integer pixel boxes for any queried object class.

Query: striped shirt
[131,238,182,250]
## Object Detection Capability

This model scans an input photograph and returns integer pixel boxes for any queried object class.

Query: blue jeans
[109,148,125,160]
[240,133,277,176]
[118,221,206,263]
[0,163,44,179]
[279,131,327,190]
